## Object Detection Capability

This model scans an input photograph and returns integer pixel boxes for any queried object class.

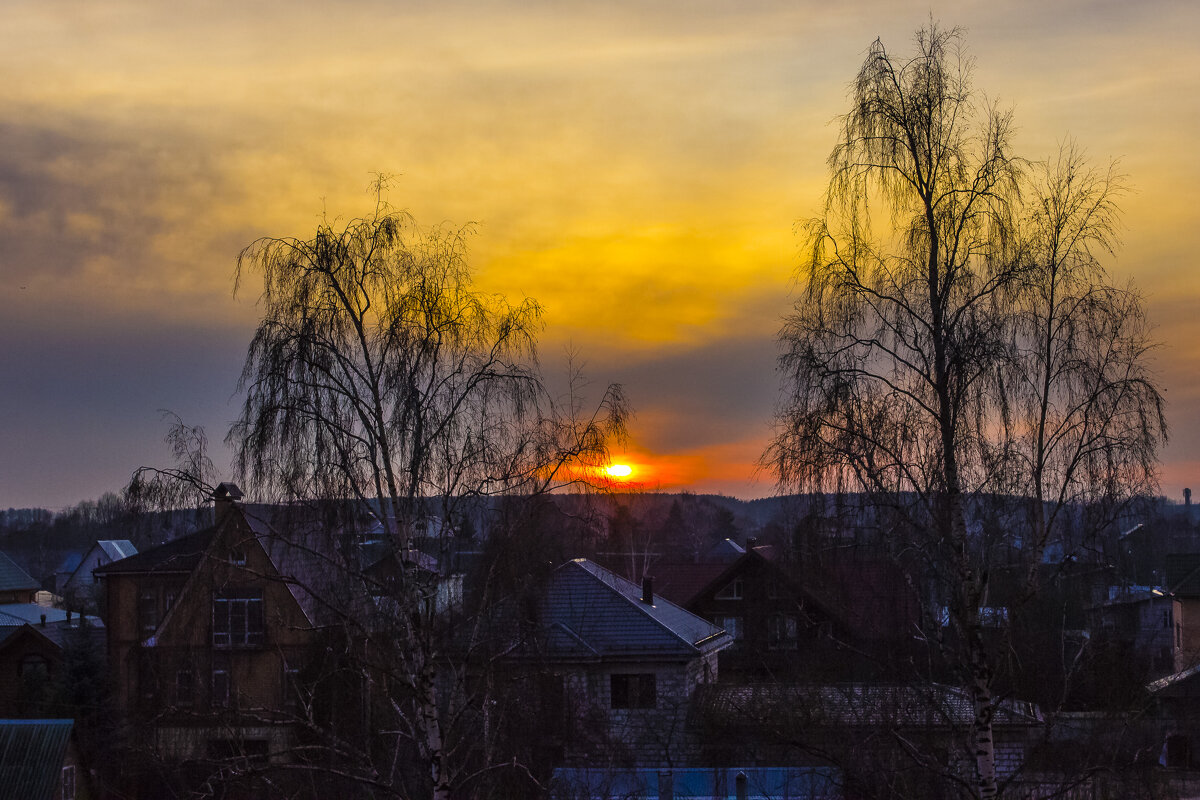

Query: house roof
[697,683,1042,730]
[53,551,84,576]
[1148,662,1200,697]
[816,561,921,641]
[0,552,38,594]
[93,528,216,575]
[0,605,104,649]
[0,719,73,800]
[1166,554,1200,597]
[651,563,730,607]
[704,538,745,563]
[247,512,370,628]
[96,540,137,562]
[504,559,731,662]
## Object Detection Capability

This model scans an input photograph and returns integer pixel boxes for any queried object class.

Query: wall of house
[0,629,60,715]
[104,514,319,768]
[589,658,710,767]
[1174,597,1200,673]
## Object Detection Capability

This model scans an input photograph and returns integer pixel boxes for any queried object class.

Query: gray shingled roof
[524,559,730,661]
[0,552,38,594]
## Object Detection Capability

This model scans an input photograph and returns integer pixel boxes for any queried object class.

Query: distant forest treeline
[3,488,1189,590]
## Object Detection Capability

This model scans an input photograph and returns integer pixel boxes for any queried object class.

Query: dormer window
[715,578,744,600]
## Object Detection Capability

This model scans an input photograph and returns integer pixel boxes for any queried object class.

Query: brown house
[93,484,353,796]
[653,544,921,680]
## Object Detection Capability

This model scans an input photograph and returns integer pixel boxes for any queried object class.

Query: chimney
[212,482,244,523]
[1187,488,1192,509]
[39,613,46,627]
[642,575,654,605]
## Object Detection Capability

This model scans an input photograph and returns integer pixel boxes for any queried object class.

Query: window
[213,590,264,647]
[176,669,195,707]
[60,764,75,800]
[714,578,744,600]
[716,615,743,641]
[19,654,49,680]
[610,673,656,709]
[139,591,157,636]
[212,667,230,708]
[284,664,302,712]
[230,549,247,567]
[768,614,799,649]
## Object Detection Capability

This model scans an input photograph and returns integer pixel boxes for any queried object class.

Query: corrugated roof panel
[98,540,138,561]
[0,719,73,800]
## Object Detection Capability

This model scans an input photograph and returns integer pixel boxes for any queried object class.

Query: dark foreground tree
[768,25,1164,798]
[224,184,628,799]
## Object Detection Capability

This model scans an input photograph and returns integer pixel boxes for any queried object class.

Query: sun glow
[605,463,633,478]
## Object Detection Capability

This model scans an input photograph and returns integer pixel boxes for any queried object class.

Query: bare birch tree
[1005,144,1166,586]
[768,24,1163,798]
[228,182,629,800]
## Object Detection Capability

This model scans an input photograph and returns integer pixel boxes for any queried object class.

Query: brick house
[653,544,920,680]
[93,484,355,796]
[488,558,734,769]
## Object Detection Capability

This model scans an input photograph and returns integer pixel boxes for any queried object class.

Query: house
[1148,663,1200,768]
[695,683,1042,796]
[0,606,104,717]
[652,542,920,680]
[1166,554,1200,672]
[1088,585,1174,679]
[92,483,356,798]
[0,550,40,604]
[485,558,734,769]
[60,540,137,612]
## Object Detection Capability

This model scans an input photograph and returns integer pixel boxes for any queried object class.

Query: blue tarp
[551,766,840,800]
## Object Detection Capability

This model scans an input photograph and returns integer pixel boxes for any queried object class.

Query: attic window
[715,578,744,600]
[230,550,246,567]
[611,673,656,709]
[213,590,264,648]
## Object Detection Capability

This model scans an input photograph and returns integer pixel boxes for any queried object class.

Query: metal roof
[525,559,731,660]
[0,552,38,594]
[96,540,137,562]
[0,719,73,800]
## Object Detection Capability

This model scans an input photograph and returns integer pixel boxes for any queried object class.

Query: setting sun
[605,463,633,478]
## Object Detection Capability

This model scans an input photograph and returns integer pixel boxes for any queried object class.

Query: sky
[1,0,1198,509]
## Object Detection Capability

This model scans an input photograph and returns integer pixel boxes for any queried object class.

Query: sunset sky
[2,0,1198,509]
